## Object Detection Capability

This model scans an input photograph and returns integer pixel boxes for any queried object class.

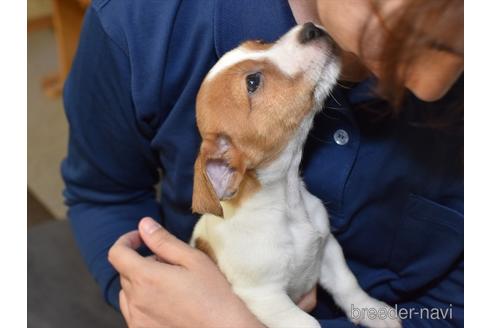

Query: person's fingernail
[141,217,161,235]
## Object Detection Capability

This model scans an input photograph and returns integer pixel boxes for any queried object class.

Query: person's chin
[407,75,460,102]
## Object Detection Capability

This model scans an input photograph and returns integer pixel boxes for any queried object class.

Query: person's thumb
[138,217,194,266]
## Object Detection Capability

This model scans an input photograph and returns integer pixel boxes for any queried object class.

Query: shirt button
[333,129,349,146]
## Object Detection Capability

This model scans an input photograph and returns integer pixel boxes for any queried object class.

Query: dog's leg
[319,235,402,328]
[233,287,320,328]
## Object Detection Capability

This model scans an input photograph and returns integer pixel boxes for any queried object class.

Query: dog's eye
[246,72,262,94]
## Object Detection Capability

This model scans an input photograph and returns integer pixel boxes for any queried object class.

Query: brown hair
[366,0,464,108]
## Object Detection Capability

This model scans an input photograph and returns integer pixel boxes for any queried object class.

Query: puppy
[190,23,401,328]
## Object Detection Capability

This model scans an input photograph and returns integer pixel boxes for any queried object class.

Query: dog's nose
[299,22,326,44]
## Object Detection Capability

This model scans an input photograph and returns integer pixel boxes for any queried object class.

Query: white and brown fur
[190,24,401,328]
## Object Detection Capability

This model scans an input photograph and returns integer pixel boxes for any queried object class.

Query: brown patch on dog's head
[197,59,313,168]
[191,59,313,216]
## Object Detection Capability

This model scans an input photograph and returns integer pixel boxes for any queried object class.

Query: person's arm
[62,6,161,309]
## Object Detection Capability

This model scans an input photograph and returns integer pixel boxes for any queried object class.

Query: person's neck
[288,0,320,24]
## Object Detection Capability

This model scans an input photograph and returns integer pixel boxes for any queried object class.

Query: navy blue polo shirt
[62,0,463,326]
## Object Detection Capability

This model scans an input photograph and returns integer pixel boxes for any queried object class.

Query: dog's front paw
[349,298,401,328]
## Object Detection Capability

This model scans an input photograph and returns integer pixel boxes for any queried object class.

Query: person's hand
[108,217,264,328]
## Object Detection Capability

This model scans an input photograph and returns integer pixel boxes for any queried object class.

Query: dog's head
[192,23,340,216]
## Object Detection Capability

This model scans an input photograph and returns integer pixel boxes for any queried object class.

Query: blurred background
[27,0,86,225]
[27,1,124,327]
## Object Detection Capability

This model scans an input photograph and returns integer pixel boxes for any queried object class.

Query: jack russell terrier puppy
[190,23,401,328]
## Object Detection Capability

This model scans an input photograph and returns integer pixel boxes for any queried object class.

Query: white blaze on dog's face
[192,23,341,216]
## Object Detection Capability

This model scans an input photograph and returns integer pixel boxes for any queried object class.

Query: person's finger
[119,290,131,325]
[138,217,196,266]
[108,231,148,276]
[144,255,170,265]
[120,275,131,291]
[144,254,161,262]
[297,286,317,313]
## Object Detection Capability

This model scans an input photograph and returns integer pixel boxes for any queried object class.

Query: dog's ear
[192,135,246,217]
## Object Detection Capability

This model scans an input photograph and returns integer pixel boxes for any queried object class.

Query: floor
[28,220,126,328]
[28,27,69,221]
[27,187,54,227]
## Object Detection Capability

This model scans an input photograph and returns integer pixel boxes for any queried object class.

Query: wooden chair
[42,0,90,98]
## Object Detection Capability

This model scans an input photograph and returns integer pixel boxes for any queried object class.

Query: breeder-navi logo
[350,304,453,321]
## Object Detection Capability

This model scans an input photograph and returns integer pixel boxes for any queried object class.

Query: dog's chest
[213,193,326,299]
[191,180,329,302]
[283,201,326,299]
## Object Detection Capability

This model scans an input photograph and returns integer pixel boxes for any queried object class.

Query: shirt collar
[214,0,297,57]
[347,77,380,105]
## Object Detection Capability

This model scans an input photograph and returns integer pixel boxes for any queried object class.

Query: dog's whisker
[336,81,351,89]
[330,91,342,107]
